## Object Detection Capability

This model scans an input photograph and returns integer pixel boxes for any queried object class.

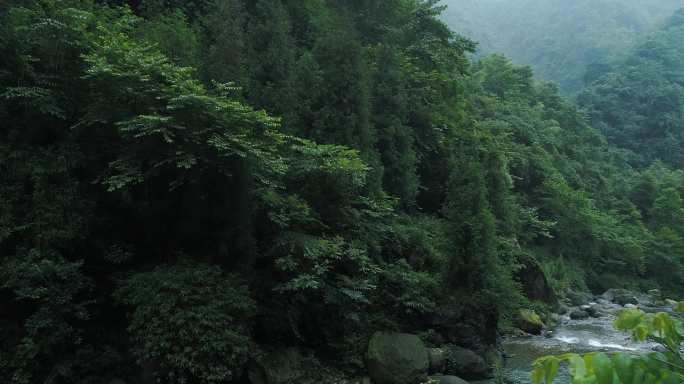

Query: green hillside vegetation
[1,0,684,383]
[579,9,684,168]
[441,0,684,94]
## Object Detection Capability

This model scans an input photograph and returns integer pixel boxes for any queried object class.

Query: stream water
[499,299,669,384]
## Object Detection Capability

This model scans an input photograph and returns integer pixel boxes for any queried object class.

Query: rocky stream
[495,289,674,384]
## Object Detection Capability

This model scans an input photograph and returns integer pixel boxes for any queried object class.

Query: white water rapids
[496,299,668,384]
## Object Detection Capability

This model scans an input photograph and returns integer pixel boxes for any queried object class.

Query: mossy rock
[366,332,428,384]
[515,309,544,335]
[443,345,489,379]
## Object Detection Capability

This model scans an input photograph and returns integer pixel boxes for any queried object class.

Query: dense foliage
[2,0,684,383]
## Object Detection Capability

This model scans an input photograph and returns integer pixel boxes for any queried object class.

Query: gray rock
[366,332,429,384]
[546,313,561,327]
[567,291,592,306]
[615,295,639,306]
[624,303,638,309]
[585,305,601,318]
[444,346,490,380]
[428,375,469,384]
[569,309,589,320]
[603,289,639,306]
[428,348,447,374]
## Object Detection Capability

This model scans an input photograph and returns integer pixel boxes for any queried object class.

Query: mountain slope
[440,0,684,94]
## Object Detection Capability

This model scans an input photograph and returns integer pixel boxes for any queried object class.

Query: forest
[1,1,684,383]
[441,0,684,94]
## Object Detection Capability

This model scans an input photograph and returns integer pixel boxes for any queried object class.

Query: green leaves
[114,261,255,384]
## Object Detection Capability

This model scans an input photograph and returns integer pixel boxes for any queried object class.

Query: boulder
[567,291,592,306]
[515,309,544,335]
[428,375,469,384]
[482,345,503,370]
[248,348,306,384]
[666,299,678,307]
[516,254,559,307]
[444,346,490,380]
[569,309,589,320]
[602,289,638,306]
[425,301,499,350]
[428,348,447,374]
[586,305,601,318]
[615,295,638,306]
[546,312,561,327]
[366,332,429,384]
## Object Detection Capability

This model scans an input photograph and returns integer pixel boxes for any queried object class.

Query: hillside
[440,0,684,94]
[2,1,684,383]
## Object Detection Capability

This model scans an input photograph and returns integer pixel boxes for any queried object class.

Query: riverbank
[498,289,679,384]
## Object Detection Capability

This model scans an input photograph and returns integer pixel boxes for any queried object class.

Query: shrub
[114,261,255,384]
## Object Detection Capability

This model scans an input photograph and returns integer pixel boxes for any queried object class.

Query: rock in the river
[569,309,589,320]
[248,348,307,384]
[624,303,637,309]
[567,291,592,306]
[587,305,602,318]
[602,289,639,306]
[428,348,447,374]
[444,346,490,379]
[615,295,638,306]
[516,254,559,307]
[366,332,428,384]
[666,299,678,307]
[515,309,544,335]
[428,375,469,384]
[545,312,560,328]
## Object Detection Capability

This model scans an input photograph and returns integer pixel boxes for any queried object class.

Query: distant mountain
[578,9,684,167]
[440,0,684,94]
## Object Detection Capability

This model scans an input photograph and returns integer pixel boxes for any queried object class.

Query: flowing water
[499,300,668,384]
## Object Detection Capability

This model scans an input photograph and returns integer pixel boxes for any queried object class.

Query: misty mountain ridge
[440,0,684,94]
